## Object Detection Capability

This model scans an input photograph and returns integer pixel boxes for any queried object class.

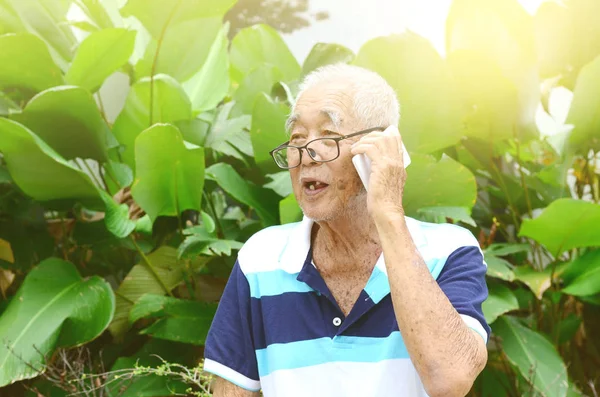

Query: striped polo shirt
[204,216,490,397]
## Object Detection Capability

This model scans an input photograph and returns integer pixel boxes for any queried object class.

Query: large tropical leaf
[279,194,303,224]
[112,74,192,170]
[65,28,136,92]
[129,294,217,345]
[205,163,280,226]
[130,124,204,222]
[519,198,600,257]
[566,55,600,152]
[11,86,115,162]
[231,64,283,117]
[302,43,355,75]
[534,0,600,87]
[0,258,114,387]
[0,33,63,95]
[135,17,221,82]
[6,0,76,67]
[229,24,301,84]
[446,0,539,139]
[354,32,463,154]
[120,0,236,38]
[482,282,519,324]
[250,93,289,174]
[0,118,101,205]
[494,316,568,397]
[402,154,477,217]
[108,246,210,338]
[204,102,253,161]
[561,250,600,297]
[182,23,229,112]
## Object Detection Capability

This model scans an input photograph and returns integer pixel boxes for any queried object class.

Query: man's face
[288,81,366,221]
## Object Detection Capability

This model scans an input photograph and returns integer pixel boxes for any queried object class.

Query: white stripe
[460,314,488,343]
[259,358,429,397]
[203,359,261,391]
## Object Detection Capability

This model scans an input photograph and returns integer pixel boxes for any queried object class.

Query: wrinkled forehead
[287,81,357,132]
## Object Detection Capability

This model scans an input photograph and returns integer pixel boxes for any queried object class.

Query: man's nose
[299,147,318,166]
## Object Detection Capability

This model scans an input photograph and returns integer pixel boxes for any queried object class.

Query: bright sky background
[281,0,573,139]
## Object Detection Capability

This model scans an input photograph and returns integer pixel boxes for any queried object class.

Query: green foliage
[0,0,599,395]
[0,258,114,387]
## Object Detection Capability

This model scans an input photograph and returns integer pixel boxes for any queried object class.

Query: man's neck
[311,210,382,273]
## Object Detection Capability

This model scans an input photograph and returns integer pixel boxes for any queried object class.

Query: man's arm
[351,128,488,396]
[213,377,261,397]
[375,214,487,397]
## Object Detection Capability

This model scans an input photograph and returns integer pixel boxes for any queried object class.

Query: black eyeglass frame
[269,126,386,170]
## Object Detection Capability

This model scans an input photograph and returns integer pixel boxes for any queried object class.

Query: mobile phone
[352,141,410,191]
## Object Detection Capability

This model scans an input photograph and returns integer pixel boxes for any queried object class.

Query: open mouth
[303,180,329,195]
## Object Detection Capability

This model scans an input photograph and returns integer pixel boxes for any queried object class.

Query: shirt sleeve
[436,246,491,343]
[204,260,261,391]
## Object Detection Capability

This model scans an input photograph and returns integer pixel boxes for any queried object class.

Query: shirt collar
[279,215,428,275]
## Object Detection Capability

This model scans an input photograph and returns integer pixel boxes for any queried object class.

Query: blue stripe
[255,331,409,376]
[245,270,313,298]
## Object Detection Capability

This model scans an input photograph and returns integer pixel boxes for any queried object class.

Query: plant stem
[82,159,108,192]
[130,236,173,297]
[149,0,181,125]
[203,190,224,239]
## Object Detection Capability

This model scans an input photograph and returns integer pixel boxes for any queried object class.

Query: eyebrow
[285,109,343,134]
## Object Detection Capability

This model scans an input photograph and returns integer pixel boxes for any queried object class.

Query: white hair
[290,63,400,130]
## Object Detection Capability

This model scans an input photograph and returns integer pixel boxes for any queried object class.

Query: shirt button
[333,317,342,326]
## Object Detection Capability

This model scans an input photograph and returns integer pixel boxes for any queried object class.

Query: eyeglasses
[269,127,385,169]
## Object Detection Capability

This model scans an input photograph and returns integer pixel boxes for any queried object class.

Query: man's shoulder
[411,218,481,255]
[237,221,302,274]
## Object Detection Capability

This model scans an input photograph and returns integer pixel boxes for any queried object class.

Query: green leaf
[354,32,463,154]
[232,65,283,117]
[482,282,519,324]
[561,250,600,296]
[130,124,204,222]
[112,74,192,170]
[250,93,289,173]
[182,22,229,112]
[302,43,355,75]
[178,235,243,260]
[416,206,476,227]
[230,24,301,84]
[205,102,253,160]
[77,0,115,30]
[0,118,101,205]
[103,160,133,195]
[201,211,216,233]
[65,28,136,92]
[566,54,600,152]
[0,258,114,387]
[130,294,216,322]
[494,316,568,397]
[7,0,77,66]
[447,50,519,142]
[483,254,515,282]
[99,190,136,238]
[446,0,539,138]
[135,17,221,82]
[534,0,600,87]
[120,0,236,38]
[513,265,569,300]
[402,154,477,217]
[264,172,293,197]
[519,198,600,257]
[280,194,303,224]
[0,91,20,116]
[485,243,530,257]
[108,246,209,338]
[205,163,279,226]
[11,86,114,162]
[0,33,63,94]
[556,313,582,345]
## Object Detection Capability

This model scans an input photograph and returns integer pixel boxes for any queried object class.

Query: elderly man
[203,64,489,397]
